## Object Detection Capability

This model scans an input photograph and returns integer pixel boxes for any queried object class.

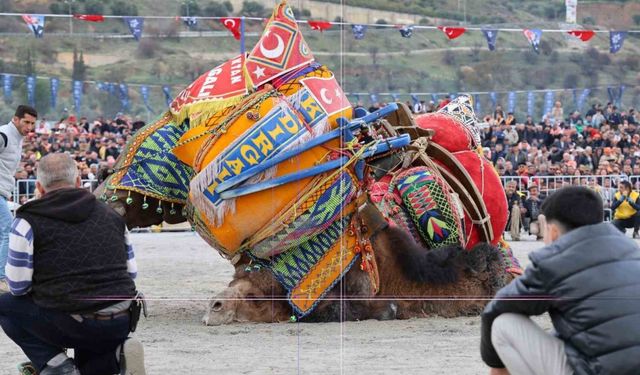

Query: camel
[200,196,511,325]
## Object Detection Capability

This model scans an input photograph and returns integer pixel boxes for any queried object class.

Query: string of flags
[2,11,637,54]
[1,71,636,118]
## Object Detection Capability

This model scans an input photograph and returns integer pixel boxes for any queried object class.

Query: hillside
[0,0,638,120]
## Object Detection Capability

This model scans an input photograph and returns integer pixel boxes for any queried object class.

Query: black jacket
[16,188,136,313]
[481,223,640,375]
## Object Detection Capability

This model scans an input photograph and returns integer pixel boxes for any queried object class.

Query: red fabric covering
[415,113,475,153]
[435,151,507,249]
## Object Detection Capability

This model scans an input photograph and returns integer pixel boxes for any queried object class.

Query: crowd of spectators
[12,113,146,204]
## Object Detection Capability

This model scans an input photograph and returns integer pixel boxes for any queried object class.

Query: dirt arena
[0,232,556,375]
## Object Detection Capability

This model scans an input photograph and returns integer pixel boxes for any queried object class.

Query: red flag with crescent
[245,2,315,88]
[220,17,241,40]
[308,20,332,32]
[567,30,595,42]
[300,75,351,116]
[73,14,105,22]
[438,26,466,40]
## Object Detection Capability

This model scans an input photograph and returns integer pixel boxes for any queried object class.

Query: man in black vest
[0,153,146,375]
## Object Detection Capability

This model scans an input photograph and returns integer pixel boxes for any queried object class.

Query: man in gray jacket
[0,105,37,292]
[481,186,640,375]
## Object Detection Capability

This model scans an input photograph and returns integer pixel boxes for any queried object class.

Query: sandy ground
[0,232,554,375]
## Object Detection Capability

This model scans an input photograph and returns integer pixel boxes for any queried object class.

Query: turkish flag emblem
[220,18,241,40]
[308,20,332,32]
[567,30,595,42]
[438,26,466,40]
[301,75,351,116]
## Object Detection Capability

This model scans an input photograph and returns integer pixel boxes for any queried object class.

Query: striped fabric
[5,218,138,296]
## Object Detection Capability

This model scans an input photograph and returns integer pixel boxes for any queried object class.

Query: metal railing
[10,179,100,215]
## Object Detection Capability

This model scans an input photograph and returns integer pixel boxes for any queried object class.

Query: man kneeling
[480,186,640,375]
[0,153,146,375]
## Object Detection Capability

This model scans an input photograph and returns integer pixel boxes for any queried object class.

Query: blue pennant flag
[162,85,172,107]
[140,85,153,112]
[391,93,399,102]
[507,91,516,113]
[26,75,36,107]
[352,24,367,40]
[3,74,13,103]
[369,93,378,104]
[107,82,116,96]
[399,25,414,38]
[544,91,555,117]
[449,93,458,100]
[489,92,497,109]
[482,29,498,51]
[182,17,198,29]
[410,94,419,106]
[118,83,129,110]
[527,91,535,117]
[524,29,542,54]
[473,94,481,116]
[22,15,45,38]
[609,31,627,54]
[577,89,590,112]
[96,81,105,92]
[124,17,144,41]
[50,77,59,109]
[73,80,83,113]
[431,93,438,104]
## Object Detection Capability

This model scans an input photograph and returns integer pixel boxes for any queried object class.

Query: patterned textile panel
[108,112,193,203]
[497,239,523,275]
[253,212,359,317]
[251,171,357,259]
[392,167,463,249]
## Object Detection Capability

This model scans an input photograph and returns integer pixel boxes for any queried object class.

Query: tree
[203,2,228,17]
[84,0,104,15]
[180,0,202,17]
[223,1,233,13]
[72,49,87,82]
[241,1,266,17]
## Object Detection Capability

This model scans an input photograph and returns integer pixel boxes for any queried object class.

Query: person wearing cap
[0,105,37,292]
[612,180,640,238]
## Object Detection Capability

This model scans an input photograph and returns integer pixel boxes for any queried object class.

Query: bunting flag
[108,82,116,96]
[482,28,498,51]
[398,25,414,38]
[140,85,153,111]
[2,74,12,103]
[50,77,59,109]
[124,17,144,41]
[245,3,314,88]
[307,20,332,32]
[22,14,45,38]
[577,88,590,112]
[523,29,542,54]
[431,93,438,104]
[352,24,367,40]
[118,83,130,110]
[544,91,555,117]
[170,54,247,125]
[26,76,36,106]
[438,26,466,40]
[489,92,497,108]
[162,85,172,107]
[473,94,481,115]
[527,91,535,117]
[411,94,419,106]
[507,91,516,113]
[370,93,378,104]
[73,14,105,22]
[182,17,198,29]
[72,80,83,112]
[220,17,241,40]
[610,31,627,54]
[567,30,595,42]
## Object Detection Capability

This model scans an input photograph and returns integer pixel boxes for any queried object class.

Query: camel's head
[202,264,291,325]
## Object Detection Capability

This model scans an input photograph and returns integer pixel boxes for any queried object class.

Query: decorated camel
[96,1,521,324]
